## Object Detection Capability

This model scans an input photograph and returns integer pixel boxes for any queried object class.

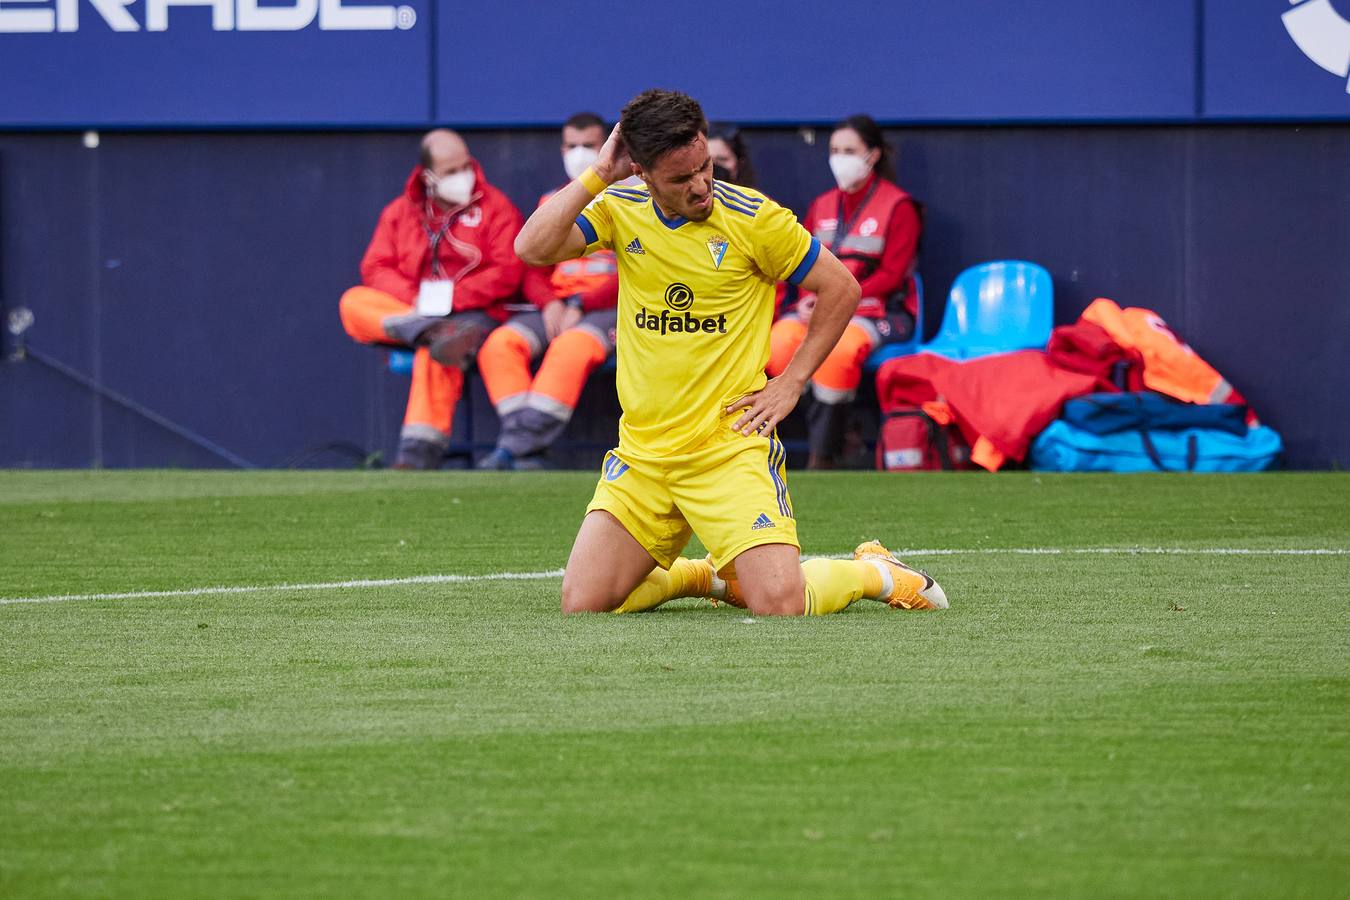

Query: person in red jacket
[767,115,922,468]
[338,129,525,470]
[475,113,620,470]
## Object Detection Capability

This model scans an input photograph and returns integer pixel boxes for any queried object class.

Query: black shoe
[806,452,837,470]
[476,448,515,470]
[424,321,485,368]
[512,453,551,471]
[393,438,446,471]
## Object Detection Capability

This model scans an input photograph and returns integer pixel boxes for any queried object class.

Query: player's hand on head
[727,374,806,437]
[595,124,633,185]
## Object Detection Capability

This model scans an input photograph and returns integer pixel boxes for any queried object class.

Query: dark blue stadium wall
[1,124,1347,469]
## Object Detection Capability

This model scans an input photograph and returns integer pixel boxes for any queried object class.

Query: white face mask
[563,145,599,181]
[433,169,475,206]
[828,153,872,191]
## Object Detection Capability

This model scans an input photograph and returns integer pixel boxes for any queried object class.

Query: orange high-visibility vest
[539,187,617,300]
[1081,298,1234,405]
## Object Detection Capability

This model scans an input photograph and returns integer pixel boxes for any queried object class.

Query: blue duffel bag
[1061,391,1250,436]
[1029,393,1282,472]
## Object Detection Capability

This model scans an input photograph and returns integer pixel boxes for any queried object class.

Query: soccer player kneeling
[515,89,947,616]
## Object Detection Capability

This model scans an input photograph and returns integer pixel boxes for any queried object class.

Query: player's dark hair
[563,111,606,132]
[708,123,757,188]
[833,114,895,183]
[620,89,708,169]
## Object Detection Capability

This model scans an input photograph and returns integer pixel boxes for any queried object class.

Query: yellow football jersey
[576,181,819,459]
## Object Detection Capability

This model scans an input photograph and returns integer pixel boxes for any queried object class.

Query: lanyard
[423,214,456,279]
[830,178,880,255]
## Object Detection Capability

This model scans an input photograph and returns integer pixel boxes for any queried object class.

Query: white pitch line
[0,570,565,607]
[2,548,1346,607]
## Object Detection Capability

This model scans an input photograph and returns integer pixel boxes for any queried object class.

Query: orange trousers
[477,323,608,419]
[339,285,463,442]
[768,317,877,403]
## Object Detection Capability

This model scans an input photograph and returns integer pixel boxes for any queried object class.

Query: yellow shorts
[585,426,798,571]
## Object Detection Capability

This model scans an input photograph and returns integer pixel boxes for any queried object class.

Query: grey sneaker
[424,321,485,368]
[393,438,445,471]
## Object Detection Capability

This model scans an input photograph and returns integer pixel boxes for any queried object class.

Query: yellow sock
[857,559,886,598]
[800,558,873,616]
[613,557,712,614]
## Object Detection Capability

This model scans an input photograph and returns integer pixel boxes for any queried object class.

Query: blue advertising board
[438,0,1197,125]
[0,0,431,126]
[1204,0,1350,118]
[2,0,1350,127]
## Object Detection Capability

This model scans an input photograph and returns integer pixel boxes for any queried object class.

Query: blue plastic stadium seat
[920,261,1053,360]
[863,272,925,372]
[387,348,416,375]
[388,347,618,375]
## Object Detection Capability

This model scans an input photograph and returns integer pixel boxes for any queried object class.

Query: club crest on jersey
[706,235,729,269]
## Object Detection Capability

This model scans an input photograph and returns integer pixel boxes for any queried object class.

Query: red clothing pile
[876,299,1251,471]
[878,348,1111,471]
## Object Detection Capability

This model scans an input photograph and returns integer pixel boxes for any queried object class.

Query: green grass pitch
[2,470,1347,897]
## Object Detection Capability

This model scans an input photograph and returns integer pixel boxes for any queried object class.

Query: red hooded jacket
[360,161,525,322]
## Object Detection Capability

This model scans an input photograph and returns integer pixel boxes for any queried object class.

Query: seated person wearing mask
[339,129,524,470]
[707,123,758,188]
[767,114,922,469]
[476,113,621,470]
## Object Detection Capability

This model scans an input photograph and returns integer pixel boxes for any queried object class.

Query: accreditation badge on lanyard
[417,279,454,316]
[417,218,456,317]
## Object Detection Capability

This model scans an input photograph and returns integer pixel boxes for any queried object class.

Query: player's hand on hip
[728,374,806,437]
[594,124,633,185]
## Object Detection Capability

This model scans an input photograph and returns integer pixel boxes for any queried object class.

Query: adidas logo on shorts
[751,512,776,530]
[625,238,645,254]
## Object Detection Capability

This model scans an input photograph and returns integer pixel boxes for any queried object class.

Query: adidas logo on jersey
[625,238,645,254]
[751,513,776,530]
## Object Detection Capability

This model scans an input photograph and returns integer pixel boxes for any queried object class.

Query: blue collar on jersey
[651,199,689,230]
